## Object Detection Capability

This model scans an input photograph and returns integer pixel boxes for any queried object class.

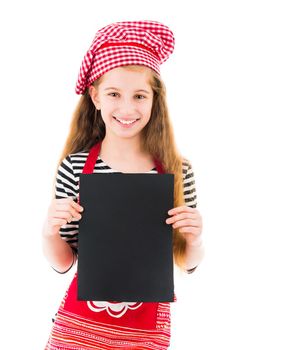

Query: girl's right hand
[42,197,84,238]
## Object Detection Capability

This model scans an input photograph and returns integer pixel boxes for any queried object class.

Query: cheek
[99,101,114,116]
[140,101,153,116]
[100,99,109,108]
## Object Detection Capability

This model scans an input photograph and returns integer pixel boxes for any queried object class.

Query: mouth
[113,116,140,128]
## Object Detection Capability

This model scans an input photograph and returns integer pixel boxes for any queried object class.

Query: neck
[101,134,146,160]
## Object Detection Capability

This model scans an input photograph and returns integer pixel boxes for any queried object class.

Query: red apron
[46,141,176,350]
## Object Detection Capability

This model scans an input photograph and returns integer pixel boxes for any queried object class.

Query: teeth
[115,117,137,125]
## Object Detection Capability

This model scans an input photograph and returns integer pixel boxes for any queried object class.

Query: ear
[89,85,101,110]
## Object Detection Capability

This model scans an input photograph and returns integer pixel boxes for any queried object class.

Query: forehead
[99,66,152,89]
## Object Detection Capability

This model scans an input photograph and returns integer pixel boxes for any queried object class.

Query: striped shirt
[55,152,198,273]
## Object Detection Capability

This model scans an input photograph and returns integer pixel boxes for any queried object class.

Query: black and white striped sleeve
[55,155,79,257]
[183,161,197,209]
[183,161,199,274]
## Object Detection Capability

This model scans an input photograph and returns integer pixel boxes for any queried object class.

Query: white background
[0,0,301,349]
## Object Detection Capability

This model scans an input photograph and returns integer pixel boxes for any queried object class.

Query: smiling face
[89,66,154,140]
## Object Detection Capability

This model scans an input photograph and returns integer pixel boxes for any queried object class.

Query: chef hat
[75,20,175,95]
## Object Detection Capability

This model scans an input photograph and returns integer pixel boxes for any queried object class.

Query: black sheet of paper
[78,173,174,302]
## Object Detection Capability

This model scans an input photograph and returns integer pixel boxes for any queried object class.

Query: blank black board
[78,173,175,302]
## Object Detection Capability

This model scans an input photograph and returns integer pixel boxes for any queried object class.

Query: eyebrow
[104,87,151,94]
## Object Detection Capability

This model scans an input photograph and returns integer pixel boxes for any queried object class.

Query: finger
[52,209,80,223]
[52,209,81,223]
[55,197,76,205]
[166,212,196,223]
[70,199,84,212]
[168,205,195,215]
[172,218,200,228]
[54,204,82,218]
[52,218,69,226]
[56,197,83,211]
[52,211,73,223]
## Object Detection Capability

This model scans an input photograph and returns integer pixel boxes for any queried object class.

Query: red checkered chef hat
[75,20,175,95]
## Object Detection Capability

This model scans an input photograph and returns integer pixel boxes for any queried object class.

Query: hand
[42,197,84,238]
[166,205,203,246]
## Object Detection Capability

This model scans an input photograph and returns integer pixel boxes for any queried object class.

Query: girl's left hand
[166,206,203,246]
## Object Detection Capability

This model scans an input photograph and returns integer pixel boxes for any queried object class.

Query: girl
[43,20,204,350]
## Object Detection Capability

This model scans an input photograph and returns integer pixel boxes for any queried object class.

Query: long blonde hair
[53,65,188,271]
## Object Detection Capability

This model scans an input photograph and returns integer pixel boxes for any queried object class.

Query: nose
[117,97,136,116]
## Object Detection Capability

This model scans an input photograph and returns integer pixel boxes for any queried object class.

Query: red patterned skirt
[45,273,174,349]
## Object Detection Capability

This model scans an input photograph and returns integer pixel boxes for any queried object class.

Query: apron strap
[82,141,102,174]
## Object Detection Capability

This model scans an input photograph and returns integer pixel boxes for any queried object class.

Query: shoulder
[181,157,195,179]
[56,151,90,186]
[59,151,90,166]
[68,150,90,164]
[59,151,90,175]
[181,157,197,208]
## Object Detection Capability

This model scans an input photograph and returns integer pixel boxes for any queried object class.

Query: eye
[108,92,119,97]
[135,94,146,99]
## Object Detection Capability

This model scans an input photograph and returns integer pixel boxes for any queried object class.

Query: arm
[182,160,204,273]
[42,226,76,273]
[42,155,80,273]
[185,239,205,272]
